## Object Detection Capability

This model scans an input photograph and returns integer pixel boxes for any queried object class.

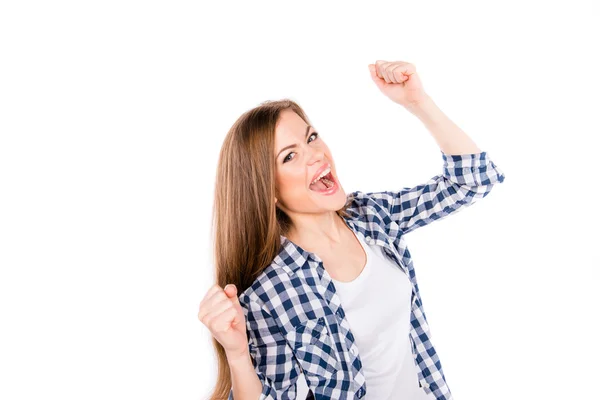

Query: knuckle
[206,317,217,330]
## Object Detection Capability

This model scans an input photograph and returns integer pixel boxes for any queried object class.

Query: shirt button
[421,381,429,388]
[336,309,343,318]
[357,388,365,398]
[350,347,357,356]
[365,236,371,243]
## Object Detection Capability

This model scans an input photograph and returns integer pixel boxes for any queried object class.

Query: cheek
[277,168,307,197]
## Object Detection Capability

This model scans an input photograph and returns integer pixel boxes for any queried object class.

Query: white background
[1,1,599,399]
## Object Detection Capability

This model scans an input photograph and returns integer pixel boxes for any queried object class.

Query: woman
[199,60,505,400]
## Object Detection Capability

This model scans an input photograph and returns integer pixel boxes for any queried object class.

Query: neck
[286,211,349,251]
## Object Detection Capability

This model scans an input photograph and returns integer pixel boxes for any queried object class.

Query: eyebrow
[276,125,312,159]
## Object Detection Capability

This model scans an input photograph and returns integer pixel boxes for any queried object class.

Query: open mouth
[309,170,337,193]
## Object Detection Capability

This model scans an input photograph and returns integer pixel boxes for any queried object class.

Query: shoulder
[238,238,306,317]
[238,260,314,333]
[239,262,292,306]
[345,190,394,225]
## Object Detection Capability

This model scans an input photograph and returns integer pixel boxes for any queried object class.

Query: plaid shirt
[229,150,505,400]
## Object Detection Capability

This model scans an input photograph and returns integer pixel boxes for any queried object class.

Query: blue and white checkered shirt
[228,150,505,400]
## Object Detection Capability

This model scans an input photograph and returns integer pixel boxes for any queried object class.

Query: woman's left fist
[368,60,428,108]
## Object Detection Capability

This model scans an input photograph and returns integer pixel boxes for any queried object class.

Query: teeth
[311,166,331,185]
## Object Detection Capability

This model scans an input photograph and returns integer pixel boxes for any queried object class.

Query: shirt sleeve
[228,296,302,400]
[360,150,505,235]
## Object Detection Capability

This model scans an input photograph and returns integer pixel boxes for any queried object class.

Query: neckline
[331,230,371,284]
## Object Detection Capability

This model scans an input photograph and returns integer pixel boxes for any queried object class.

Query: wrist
[404,95,436,116]
[226,348,251,365]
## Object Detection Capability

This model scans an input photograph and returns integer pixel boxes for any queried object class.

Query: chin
[336,189,348,207]
[326,187,348,210]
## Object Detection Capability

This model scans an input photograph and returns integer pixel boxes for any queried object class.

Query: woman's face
[273,109,347,215]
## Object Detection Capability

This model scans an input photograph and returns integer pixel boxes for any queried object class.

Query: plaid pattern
[228,150,505,399]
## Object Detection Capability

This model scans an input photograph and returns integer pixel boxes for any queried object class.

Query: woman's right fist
[198,283,249,359]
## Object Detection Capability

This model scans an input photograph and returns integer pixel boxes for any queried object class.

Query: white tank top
[331,231,435,399]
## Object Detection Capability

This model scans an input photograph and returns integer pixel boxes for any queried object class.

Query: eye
[283,132,319,163]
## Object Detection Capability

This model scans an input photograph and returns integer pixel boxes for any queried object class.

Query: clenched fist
[198,283,249,360]
[368,60,429,108]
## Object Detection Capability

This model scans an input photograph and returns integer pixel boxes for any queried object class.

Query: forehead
[275,110,308,144]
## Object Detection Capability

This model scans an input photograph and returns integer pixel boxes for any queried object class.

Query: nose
[307,146,325,166]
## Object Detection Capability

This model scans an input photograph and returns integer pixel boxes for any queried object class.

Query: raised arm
[357,150,505,235]
[363,71,506,235]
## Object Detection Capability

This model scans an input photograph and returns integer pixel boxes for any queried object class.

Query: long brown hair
[207,99,351,399]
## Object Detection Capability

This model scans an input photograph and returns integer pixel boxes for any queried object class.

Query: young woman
[199,61,505,400]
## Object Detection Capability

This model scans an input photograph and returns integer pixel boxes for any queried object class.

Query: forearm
[228,351,263,400]
[405,96,481,156]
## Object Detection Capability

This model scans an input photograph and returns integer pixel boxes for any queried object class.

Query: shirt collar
[272,213,391,275]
